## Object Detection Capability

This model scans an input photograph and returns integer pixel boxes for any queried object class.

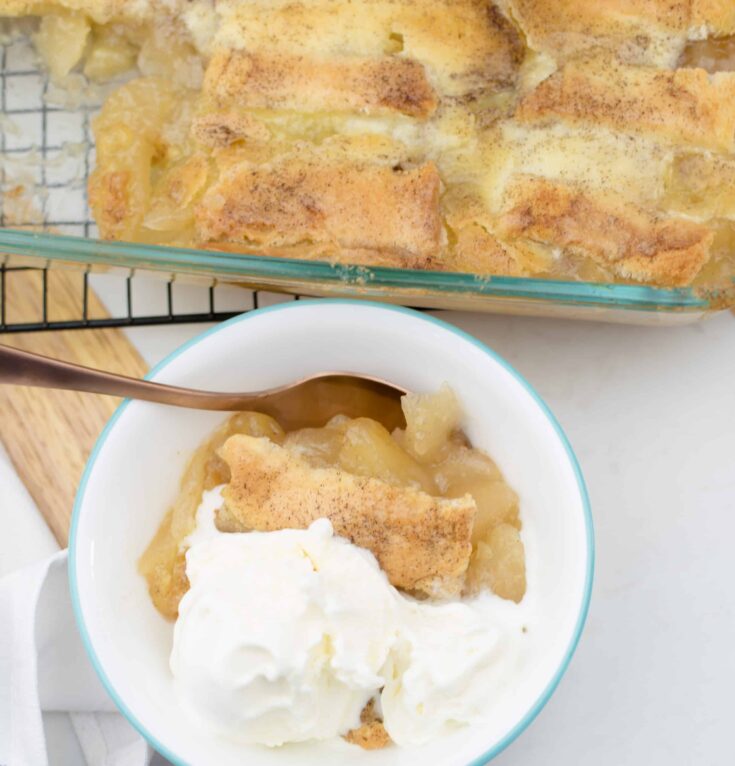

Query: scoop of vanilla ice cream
[170,518,399,746]
[172,497,528,749]
[381,596,521,745]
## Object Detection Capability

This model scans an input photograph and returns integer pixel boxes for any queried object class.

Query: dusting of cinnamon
[219,434,476,598]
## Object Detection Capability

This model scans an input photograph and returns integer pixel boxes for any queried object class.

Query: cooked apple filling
[3,0,735,286]
[139,386,525,620]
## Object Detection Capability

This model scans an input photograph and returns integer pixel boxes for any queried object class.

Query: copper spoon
[0,345,407,431]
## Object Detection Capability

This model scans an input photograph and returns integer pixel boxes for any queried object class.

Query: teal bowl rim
[68,299,595,766]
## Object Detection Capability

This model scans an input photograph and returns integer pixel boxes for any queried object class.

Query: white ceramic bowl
[70,300,593,766]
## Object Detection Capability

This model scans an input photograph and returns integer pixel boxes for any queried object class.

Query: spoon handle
[0,344,247,410]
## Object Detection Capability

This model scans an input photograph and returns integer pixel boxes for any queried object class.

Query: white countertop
[21,280,735,765]
[458,308,735,766]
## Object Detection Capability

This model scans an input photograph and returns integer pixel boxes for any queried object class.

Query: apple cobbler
[141,387,527,751]
[3,0,735,287]
[139,385,525,621]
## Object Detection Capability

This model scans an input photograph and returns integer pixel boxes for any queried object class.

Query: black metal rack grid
[1,29,96,238]
[0,264,282,333]
[0,30,301,333]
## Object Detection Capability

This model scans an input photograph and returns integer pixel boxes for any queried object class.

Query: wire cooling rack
[0,264,294,333]
[1,26,98,237]
[0,28,296,333]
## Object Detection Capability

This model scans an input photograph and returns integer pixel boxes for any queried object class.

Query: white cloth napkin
[0,443,160,766]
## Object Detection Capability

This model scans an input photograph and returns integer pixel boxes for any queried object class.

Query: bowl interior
[70,301,592,766]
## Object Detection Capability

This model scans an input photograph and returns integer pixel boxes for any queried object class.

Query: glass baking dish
[1,229,733,324]
[1,31,733,325]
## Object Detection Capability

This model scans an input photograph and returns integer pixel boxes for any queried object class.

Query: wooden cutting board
[0,269,147,544]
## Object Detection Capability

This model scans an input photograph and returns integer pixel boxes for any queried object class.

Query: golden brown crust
[509,0,690,37]
[450,223,526,276]
[443,187,551,276]
[204,50,437,119]
[692,0,735,34]
[12,0,733,287]
[498,175,713,286]
[344,700,391,750]
[214,0,523,97]
[219,434,476,598]
[195,157,442,267]
[517,57,735,152]
[191,110,271,147]
[507,0,735,62]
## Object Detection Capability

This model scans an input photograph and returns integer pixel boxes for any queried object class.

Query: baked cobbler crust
[4,0,735,286]
[195,150,443,266]
[205,50,439,118]
[219,434,476,598]
[517,56,735,152]
[498,175,713,285]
